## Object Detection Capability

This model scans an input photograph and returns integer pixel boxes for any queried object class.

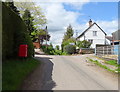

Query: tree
[55,45,60,50]
[61,25,75,51]
[62,38,76,47]
[61,24,74,52]
[14,2,47,29]
[5,0,20,15]
[15,2,48,43]
[22,9,35,37]
[62,24,74,43]
[37,29,50,45]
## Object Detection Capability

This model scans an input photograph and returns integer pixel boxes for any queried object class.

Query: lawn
[2,57,40,90]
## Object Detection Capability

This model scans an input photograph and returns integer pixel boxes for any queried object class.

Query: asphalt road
[22,54,118,90]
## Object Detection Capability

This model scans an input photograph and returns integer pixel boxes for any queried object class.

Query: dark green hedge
[2,3,34,60]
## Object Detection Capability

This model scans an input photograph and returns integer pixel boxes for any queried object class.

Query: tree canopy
[62,24,74,43]
[14,2,47,29]
[22,9,35,35]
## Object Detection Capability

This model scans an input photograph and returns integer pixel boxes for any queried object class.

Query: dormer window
[93,31,97,36]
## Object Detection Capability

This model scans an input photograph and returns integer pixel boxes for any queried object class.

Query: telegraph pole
[45,26,47,50]
[75,30,78,44]
[76,30,78,39]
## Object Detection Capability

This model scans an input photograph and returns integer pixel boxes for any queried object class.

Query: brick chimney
[89,19,92,27]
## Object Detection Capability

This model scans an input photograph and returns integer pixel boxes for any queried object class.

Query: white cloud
[37,3,84,47]
[96,20,118,35]
[36,2,118,48]
[16,1,115,48]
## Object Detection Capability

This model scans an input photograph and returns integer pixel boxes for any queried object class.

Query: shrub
[64,44,76,54]
[61,51,67,55]
[62,38,76,49]
[76,40,91,48]
[41,45,54,55]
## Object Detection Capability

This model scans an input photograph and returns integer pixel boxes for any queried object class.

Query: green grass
[105,60,118,66]
[88,58,115,72]
[2,57,40,90]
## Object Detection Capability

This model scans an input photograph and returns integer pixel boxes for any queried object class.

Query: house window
[88,39,93,44]
[93,31,97,36]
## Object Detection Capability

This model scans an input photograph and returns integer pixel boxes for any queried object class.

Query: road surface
[22,54,118,90]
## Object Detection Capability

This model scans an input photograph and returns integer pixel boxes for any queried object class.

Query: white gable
[78,23,108,48]
[85,24,105,40]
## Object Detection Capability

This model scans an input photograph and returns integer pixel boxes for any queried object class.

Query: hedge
[2,3,34,60]
[64,44,76,54]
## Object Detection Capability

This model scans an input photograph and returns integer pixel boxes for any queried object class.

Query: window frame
[93,31,97,36]
[88,39,93,44]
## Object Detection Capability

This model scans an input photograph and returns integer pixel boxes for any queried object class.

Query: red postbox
[19,45,28,57]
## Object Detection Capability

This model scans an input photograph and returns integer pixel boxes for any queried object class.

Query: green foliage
[22,9,40,42]
[62,38,76,52]
[2,58,40,90]
[22,10,50,43]
[22,9,36,37]
[88,58,115,73]
[64,44,76,54]
[14,2,49,44]
[62,24,75,52]
[62,24,74,43]
[2,3,34,60]
[76,40,91,48]
[41,45,67,55]
[38,29,51,45]
[62,38,76,47]
[14,2,47,28]
[41,45,54,55]
[55,45,60,50]
[105,60,117,66]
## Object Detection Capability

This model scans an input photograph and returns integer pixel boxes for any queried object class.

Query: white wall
[79,24,106,48]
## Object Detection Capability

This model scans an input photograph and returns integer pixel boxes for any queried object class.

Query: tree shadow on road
[21,56,56,90]
[36,56,56,90]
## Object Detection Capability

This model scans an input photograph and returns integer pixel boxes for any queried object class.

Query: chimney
[89,19,92,27]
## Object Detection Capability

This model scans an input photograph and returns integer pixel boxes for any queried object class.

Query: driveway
[22,54,118,90]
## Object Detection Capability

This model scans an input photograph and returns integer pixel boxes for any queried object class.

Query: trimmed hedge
[2,3,34,60]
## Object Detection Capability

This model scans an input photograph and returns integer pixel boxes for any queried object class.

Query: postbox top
[20,44,28,47]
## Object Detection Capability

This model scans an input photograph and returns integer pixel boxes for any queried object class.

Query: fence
[95,44,119,61]
[78,48,95,54]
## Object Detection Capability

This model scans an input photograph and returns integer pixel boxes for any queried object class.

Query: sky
[35,1,118,47]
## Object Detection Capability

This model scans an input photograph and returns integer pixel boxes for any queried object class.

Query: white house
[77,19,110,48]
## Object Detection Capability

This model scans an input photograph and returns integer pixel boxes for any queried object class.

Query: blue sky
[38,1,118,47]
[63,2,118,24]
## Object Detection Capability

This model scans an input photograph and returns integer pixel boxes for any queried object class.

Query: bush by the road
[41,45,67,55]
[64,44,76,54]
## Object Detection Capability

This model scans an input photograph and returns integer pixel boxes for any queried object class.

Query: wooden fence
[95,44,118,60]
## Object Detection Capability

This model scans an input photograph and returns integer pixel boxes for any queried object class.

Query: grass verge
[88,58,115,73]
[93,56,118,66]
[105,60,118,67]
[2,57,40,90]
